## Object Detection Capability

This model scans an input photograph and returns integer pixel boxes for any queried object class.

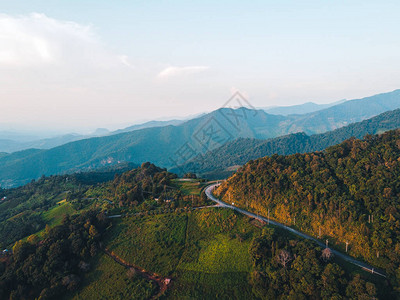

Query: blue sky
[1,1,399,131]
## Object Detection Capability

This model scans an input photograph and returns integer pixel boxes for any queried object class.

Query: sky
[1,0,400,133]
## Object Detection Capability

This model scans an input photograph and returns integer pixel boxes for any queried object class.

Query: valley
[3,3,400,298]
[1,147,398,298]
[2,95,400,299]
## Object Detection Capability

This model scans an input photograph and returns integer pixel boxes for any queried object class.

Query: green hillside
[0,162,393,299]
[215,129,400,292]
[179,108,400,178]
[1,90,400,188]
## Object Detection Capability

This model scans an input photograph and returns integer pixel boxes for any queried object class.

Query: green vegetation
[106,214,187,276]
[0,210,110,299]
[216,129,400,296]
[0,162,192,249]
[71,254,156,300]
[0,157,396,298]
[43,201,75,226]
[179,234,251,273]
[2,89,400,188]
[171,178,207,196]
[248,228,382,299]
[0,170,114,249]
[105,208,259,299]
[104,207,385,298]
[180,108,400,178]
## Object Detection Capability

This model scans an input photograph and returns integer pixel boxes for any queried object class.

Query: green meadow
[71,254,156,300]
[102,208,260,298]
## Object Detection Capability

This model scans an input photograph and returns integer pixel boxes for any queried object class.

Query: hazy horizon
[1,1,400,131]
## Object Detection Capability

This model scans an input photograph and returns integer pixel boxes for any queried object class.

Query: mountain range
[263,99,346,115]
[176,108,400,178]
[0,89,400,188]
[0,120,188,153]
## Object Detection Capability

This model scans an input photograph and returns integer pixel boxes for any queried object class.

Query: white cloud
[157,65,209,78]
[0,13,125,68]
[119,55,135,69]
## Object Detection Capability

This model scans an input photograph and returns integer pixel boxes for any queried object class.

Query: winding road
[205,184,387,278]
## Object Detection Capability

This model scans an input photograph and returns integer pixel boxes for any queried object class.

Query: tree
[277,249,292,268]
[321,248,333,262]
[183,173,197,179]
[27,234,39,244]
[126,268,136,280]
[89,225,99,239]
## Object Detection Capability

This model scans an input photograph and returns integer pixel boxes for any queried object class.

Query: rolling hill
[178,108,400,178]
[263,99,346,116]
[1,90,400,188]
[214,129,400,291]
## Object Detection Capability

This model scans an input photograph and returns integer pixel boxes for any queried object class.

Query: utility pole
[267,209,270,225]
[345,241,349,253]
[377,251,379,258]
[293,216,296,226]
[326,239,329,248]
[318,227,321,238]
[368,215,370,223]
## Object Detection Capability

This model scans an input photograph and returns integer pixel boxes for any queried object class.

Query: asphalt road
[205,184,387,278]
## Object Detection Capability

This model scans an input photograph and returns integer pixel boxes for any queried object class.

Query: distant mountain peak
[93,128,110,136]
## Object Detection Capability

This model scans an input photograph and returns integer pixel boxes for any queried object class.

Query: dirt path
[103,247,171,299]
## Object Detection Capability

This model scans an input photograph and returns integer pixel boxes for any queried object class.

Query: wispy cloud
[0,13,124,68]
[119,55,135,69]
[157,65,209,79]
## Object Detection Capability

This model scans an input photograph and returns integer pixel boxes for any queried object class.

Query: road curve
[205,184,386,278]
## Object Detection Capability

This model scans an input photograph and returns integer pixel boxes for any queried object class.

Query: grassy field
[105,213,188,276]
[166,208,257,299]
[104,208,260,299]
[171,179,207,195]
[15,201,77,244]
[43,201,75,226]
[178,234,252,273]
[165,271,253,299]
[71,254,157,300]
[73,206,390,299]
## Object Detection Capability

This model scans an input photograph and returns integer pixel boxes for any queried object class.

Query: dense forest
[0,210,109,299]
[180,108,400,178]
[0,163,135,249]
[88,162,177,206]
[0,156,395,298]
[0,163,210,299]
[215,129,400,292]
[0,162,208,250]
[249,227,380,299]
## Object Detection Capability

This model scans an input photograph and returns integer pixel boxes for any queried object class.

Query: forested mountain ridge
[282,89,400,134]
[179,108,400,177]
[0,163,208,299]
[0,162,390,299]
[0,162,137,249]
[215,129,400,290]
[263,99,346,115]
[1,90,400,188]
